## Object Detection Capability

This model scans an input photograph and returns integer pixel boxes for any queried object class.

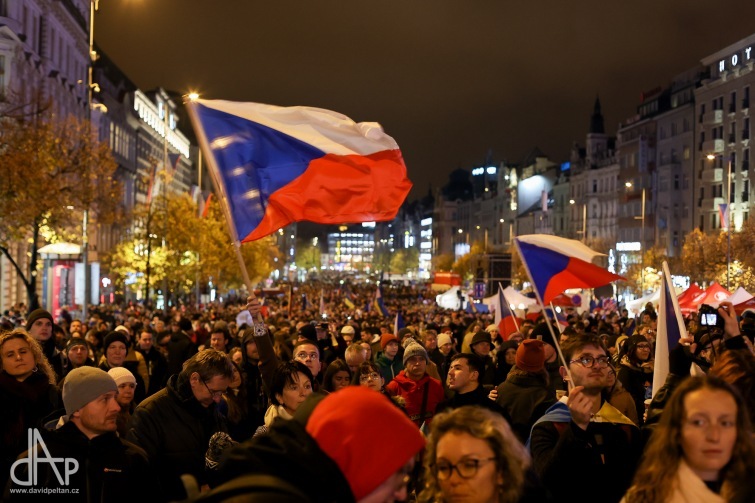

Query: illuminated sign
[134,91,191,159]
[616,242,641,251]
[486,166,496,174]
[718,45,753,73]
[421,218,433,226]
[472,167,484,176]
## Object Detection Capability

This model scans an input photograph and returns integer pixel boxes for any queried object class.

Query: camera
[698,304,725,330]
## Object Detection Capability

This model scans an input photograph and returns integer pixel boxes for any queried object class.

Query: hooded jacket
[384,370,444,426]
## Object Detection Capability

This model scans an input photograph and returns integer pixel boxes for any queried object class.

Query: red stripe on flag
[244,150,411,241]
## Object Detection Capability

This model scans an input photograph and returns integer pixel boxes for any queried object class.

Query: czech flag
[496,284,519,339]
[514,235,624,304]
[187,99,413,242]
[653,261,685,397]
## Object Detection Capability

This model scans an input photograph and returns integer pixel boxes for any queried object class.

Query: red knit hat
[380,333,399,349]
[516,339,545,372]
[305,387,425,500]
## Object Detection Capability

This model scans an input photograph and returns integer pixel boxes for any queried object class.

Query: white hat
[486,324,498,333]
[108,366,136,387]
[438,333,453,347]
[341,325,355,335]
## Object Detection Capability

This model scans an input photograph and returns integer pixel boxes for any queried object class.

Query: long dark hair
[321,359,351,393]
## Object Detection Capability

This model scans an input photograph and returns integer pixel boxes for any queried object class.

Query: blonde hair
[0,329,57,384]
[418,406,530,503]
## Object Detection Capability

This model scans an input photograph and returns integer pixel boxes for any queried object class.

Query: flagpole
[186,101,264,331]
[513,238,573,385]
[549,302,564,334]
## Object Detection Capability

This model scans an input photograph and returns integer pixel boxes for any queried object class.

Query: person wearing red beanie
[306,387,425,501]
[207,387,425,502]
[376,334,403,386]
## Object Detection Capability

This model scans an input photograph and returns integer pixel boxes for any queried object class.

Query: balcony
[701,109,724,125]
[701,138,725,154]
[700,167,724,184]
[698,196,724,211]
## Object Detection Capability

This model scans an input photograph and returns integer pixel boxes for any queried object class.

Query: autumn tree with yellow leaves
[0,115,121,309]
[103,192,282,301]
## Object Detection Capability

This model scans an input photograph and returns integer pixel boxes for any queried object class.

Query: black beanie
[26,308,53,329]
[103,331,128,352]
[298,324,317,342]
[529,322,557,348]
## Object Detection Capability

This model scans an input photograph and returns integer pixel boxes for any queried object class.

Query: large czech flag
[187,100,413,242]
[514,235,624,304]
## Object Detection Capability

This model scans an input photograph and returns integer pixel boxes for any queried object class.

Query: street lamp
[569,199,586,242]
[706,153,732,290]
[626,182,646,292]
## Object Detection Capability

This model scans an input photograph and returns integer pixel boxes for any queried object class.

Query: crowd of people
[1,281,754,502]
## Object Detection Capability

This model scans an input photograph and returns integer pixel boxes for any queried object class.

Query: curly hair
[624,376,755,503]
[418,406,530,503]
[0,329,57,384]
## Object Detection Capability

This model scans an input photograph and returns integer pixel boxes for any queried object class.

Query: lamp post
[706,153,732,289]
[625,182,646,292]
[569,199,586,242]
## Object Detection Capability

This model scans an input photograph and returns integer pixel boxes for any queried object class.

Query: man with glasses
[127,349,234,501]
[292,340,322,384]
[528,333,641,503]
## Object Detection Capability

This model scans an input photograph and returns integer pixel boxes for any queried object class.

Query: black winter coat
[127,373,227,501]
[495,369,556,443]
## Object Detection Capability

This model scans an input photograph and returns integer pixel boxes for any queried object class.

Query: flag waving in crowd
[653,261,685,397]
[514,234,624,304]
[187,99,413,242]
[495,284,519,339]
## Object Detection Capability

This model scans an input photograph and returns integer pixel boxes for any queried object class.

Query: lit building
[0,0,90,312]
[326,225,375,273]
[695,33,754,234]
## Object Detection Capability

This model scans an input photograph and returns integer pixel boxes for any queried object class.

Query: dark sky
[97,1,755,200]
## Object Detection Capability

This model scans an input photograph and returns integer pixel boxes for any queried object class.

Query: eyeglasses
[636,343,652,350]
[360,372,381,382]
[295,352,319,361]
[203,380,225,399]
[570,355,610,368]
[434,457,496,480]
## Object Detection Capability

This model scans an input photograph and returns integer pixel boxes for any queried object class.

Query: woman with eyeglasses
[618,334,654,426]
[418,406,545,503]
[622,376,755,503]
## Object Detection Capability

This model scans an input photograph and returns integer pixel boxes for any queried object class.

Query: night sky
[97,1,755,200]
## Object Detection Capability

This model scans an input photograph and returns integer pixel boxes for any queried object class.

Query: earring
[32,366,39,373]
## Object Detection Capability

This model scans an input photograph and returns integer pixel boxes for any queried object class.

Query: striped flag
[319,288,326,315]
[374,286,390,317]
[653,261,685,398]
[394,310,406,335]
[496,284,519,339]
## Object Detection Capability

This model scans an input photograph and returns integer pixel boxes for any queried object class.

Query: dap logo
[10,429,79,486]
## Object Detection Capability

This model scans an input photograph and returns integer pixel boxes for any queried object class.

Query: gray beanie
[63,367,117,416]
[403,342,429,366]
